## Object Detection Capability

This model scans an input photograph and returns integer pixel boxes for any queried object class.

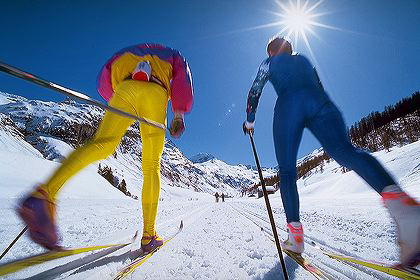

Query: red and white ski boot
[382,186,420,268]
[281,222,305,254]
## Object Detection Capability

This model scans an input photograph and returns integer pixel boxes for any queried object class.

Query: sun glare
[208,0,340,62]
[282,3,313,35]
[267,0,340,63]
[273,0,326,51]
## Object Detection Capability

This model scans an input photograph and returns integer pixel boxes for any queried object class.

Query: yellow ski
[0,243,130,276]
[113,221,183,280]
[310,242,420,280]
[323,252,419,280]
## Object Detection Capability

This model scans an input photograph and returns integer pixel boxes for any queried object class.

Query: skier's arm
[313,67,324,91]
[246,59,270,124]
[169,51,194,138]
[171,51,193,114]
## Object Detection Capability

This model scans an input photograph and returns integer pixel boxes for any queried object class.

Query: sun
[282,1,314,36]
[266,0,340,61]
[273,0,326,50]
[206,0,339,62]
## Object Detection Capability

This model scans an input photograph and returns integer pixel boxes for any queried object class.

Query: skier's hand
[242,121,254,135]
[170,112,185,138]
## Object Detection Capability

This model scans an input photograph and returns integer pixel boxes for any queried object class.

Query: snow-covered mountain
[0,91,276,198]
[189,153,215,163]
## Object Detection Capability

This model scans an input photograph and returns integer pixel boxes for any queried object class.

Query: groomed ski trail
[120,202,322,280]
[230,200,405,280]
[2,199,409,280]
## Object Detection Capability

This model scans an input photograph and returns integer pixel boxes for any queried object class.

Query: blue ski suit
[246,53,396,223]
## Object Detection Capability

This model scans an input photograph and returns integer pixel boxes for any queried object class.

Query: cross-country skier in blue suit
[242,36,419,268]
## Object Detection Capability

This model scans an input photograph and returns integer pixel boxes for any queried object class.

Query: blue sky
[0,0,419,167]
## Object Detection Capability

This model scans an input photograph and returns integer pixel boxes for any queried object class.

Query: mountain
[189,153,215,163]
[0,91,276,198]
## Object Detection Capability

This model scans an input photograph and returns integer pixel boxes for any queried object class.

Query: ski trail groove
[230,201,396,280]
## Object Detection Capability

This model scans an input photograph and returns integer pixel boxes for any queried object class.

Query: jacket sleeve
[97,54,121,102]
[313,67,324,91]
[170,51,193,113]
[246,58,270,122]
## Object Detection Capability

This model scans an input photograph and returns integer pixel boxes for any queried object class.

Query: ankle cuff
[381,191,406,200]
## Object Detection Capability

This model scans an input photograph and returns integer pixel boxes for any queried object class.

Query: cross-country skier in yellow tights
[17,43,194,253]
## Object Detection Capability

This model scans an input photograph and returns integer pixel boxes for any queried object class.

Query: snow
[0,110,419,279]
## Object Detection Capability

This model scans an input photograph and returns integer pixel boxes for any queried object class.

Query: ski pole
[248,132,289,280]
[0,226,27,261]
[0,61,166,130]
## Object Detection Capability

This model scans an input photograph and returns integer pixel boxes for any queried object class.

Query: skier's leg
[306,101,396,193]
[273,98,305,253]
[273,99,305,223]
[126,81,167,249]
[140,125,165,241]
[18,81,136,249]
[41,90,136,199]
[308,101,419,266]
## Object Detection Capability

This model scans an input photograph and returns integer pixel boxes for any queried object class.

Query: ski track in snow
[1,130,419,279]
[0,198,405,280]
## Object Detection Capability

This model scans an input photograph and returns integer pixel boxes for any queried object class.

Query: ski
[113,221,184,280]
[310,241,420,280]
[0,242,131,276]
[230,205,333,279]
[265,233,333,280]
[282,249,334,280]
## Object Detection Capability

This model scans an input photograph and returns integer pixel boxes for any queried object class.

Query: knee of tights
[278,170,297,180]
[328,144,362,164]
[142,159,160,168]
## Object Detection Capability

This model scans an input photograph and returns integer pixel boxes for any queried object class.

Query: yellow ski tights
[39,80,167,239]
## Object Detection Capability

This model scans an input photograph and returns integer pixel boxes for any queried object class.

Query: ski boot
[17,186,61,250]
[281,222,305,254]
[382,188,420,268]
[141,234,163,254]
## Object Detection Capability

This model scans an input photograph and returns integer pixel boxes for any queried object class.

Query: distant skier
[215,192,220,203]
[242,36,419,268]
[221,193,225,202]
[17,43,193,253]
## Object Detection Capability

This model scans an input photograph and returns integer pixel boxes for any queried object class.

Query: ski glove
[170,116,185,138]
[242,121,254,135]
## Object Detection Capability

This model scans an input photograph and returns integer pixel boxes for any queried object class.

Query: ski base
[113,221,184,280]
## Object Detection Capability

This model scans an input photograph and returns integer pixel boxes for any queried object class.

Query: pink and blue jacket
[97,43,193,113]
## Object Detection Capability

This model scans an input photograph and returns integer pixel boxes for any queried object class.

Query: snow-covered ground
[0,121,419,279]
